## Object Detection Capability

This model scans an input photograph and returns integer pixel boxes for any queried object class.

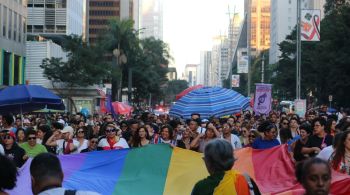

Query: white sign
[295,99,307,118]
[231,75,240,87]
[237,55,248,73]
[301,9,321,41]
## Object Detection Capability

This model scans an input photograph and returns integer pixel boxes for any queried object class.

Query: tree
[272,3,350,107]
[98,18,141,101]
[163,80,188,104]
[41,35,110,111]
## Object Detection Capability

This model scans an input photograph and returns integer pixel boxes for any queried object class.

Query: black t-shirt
[305,134,333,157]
[4,143,26,167]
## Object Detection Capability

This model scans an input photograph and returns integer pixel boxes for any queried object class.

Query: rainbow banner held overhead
[9,144,350,195]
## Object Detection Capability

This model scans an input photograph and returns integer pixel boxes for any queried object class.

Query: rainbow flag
[9,144,350,195]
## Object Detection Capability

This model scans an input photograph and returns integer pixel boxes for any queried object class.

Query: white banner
[301,9,321,41]
[237,55,248,73]
[295,99,307,117]
[231,75,240,87]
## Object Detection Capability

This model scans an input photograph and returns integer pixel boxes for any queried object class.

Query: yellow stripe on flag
[163,147,208,195]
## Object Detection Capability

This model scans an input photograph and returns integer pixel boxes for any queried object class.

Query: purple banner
[253,84,272,115]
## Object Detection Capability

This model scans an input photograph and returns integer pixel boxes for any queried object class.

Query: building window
[3,6,7,37]
[33,25,43,33]
[13,12,17,41]
[8,9,12,39]
[3,52,11,86]
[14,55,20,85]
[18,16,22,42]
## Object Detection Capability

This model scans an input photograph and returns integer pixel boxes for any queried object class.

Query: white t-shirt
[197,127,206,134]
[221,134,242,150]
[317,145,334,161]
[74,139,89,153]
[0,144,4,155]
[56,139,80,155]
[98,137,129,150]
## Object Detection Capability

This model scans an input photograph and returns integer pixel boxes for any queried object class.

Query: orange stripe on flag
[233,147,255,180]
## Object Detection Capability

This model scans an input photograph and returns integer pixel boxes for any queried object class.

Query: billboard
[231,75,240,87]
[237,55,248,73]
[301,9,321,41]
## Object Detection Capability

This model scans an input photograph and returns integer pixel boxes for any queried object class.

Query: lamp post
[261,54,265,83]
[112,48,127,102]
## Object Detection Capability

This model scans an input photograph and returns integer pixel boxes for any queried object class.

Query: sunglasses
[77,131,84,133]
[28,137,36,140]
[90,140,98,144]
[283,122,289,125]
[248,135,256,138]
[105,129,116,133]
[2,135,12,140]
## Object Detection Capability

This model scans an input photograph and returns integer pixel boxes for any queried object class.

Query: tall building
[246,0,271,54]
[27,0,84,36]
[184,64,198,87]
[198,51,211,86]
[139,0,163,40]
[269,0,319,64]
[88,0,133,44]
[0,0,27,86]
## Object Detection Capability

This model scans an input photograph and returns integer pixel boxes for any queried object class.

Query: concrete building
[0,0,27,86]
[198,51,211,86]
[269,0,322,64]
[26,40,67,87]
[88,0,133,44]
[245,0,271,54]
[184,64,198,87]
[27,0,84,36]
[139,0,163,40]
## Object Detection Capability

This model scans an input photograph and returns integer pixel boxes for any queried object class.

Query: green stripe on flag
[113,144,173,195]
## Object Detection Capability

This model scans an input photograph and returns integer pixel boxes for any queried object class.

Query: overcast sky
[162,0,244,77]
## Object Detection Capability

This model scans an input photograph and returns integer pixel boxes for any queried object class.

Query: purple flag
[106,95,118,119]
[253,84,272,116]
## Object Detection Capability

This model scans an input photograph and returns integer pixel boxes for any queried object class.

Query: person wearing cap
[98,124,129,150]
[2,131,26,167]
[46,126,79,155]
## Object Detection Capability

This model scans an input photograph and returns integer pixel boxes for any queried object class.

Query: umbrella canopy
[112,102,133,115]
[175,85,204,100]
[0,85,64,114]
[170,87,249,119]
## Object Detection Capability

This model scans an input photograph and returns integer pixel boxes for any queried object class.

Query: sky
[162,0,244,77]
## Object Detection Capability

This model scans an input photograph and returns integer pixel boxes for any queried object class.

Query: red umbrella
[175,85,204,100]
[112,102,133,115]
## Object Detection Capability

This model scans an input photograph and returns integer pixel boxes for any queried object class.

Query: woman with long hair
[330,130,350,175]
[131,126,150,147]
[15,128,26,145]
[74,126,88,153]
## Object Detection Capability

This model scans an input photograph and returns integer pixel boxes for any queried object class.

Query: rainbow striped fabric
[9,144,350,195]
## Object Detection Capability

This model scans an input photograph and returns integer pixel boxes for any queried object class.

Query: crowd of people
[1,105,350,194]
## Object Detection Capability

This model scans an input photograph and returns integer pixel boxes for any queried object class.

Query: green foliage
[40,35,110,87]
[96,19,172,104]
[272,3,350,107]
[163,80,188,103]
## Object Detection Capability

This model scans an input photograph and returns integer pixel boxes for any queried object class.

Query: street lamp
[112,48,127,102]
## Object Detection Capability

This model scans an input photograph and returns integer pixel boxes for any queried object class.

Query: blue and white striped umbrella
[169,86,250,119]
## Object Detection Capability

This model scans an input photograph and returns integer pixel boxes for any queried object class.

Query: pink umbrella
[112,102,133,115]
[175,85,204,100]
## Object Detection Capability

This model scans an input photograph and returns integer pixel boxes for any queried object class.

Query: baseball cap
[60,126,74,135]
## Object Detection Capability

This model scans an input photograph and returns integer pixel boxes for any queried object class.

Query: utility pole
[261,54,265,83]
[296,0,301,100]
[247,0,252,97]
